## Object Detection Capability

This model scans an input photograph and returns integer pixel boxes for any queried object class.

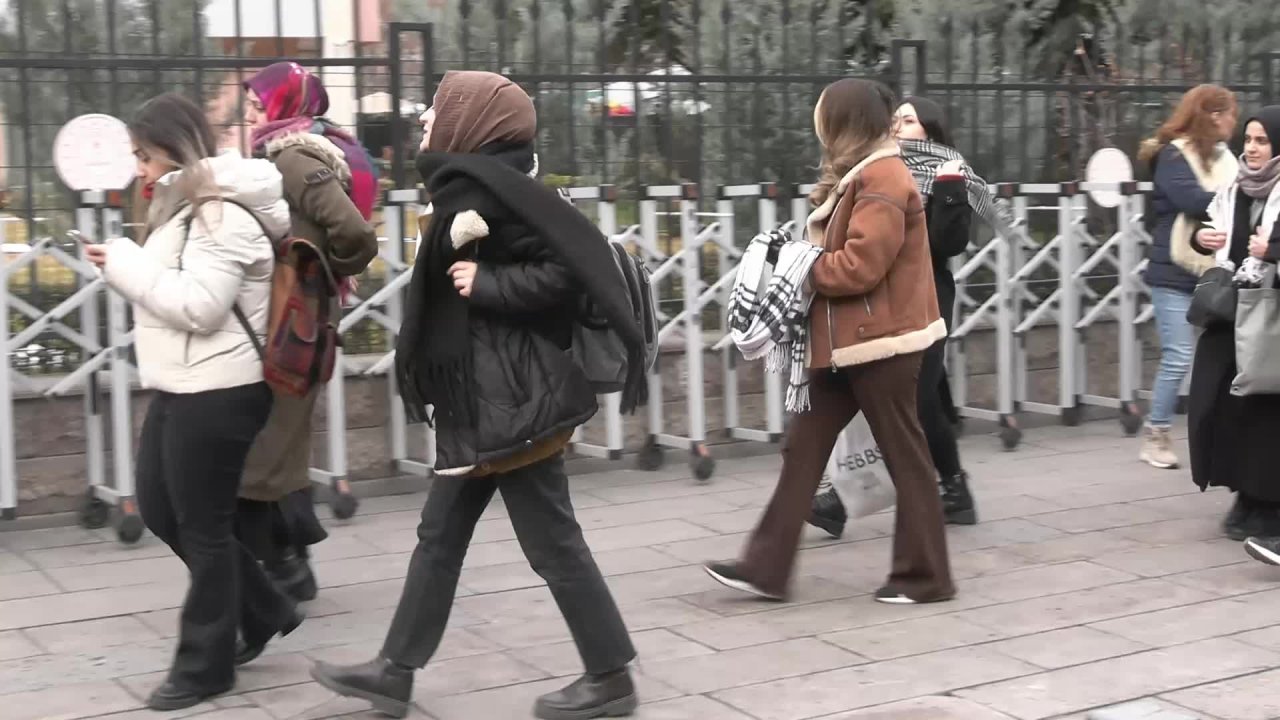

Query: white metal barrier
[1,180,1165,532]
[0,191,143,542]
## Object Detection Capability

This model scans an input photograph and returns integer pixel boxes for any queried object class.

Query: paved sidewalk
[2,421,1278,720]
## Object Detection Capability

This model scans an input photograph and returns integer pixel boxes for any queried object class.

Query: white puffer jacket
[103,151,291,394]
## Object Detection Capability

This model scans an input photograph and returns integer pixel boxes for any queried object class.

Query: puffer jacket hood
[149,150,292,239]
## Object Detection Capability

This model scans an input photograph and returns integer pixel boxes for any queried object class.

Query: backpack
[571,240,659,396]
[198,199,343,397]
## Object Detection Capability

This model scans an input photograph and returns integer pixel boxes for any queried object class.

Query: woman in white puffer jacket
[82,93,303,711]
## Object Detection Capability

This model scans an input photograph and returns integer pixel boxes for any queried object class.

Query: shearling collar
[805,138,902,241]
[264,132,353,186]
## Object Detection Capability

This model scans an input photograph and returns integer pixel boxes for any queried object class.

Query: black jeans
[137,382,294,694]
[381,455,636,674]
[918,339,963,479]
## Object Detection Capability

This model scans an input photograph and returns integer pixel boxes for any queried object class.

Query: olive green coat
[238,132,378,502]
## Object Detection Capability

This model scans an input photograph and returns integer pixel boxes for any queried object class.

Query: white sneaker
[1139,425,1179,469]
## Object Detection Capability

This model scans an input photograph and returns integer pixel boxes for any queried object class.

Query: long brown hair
[810,79,896,206]
[1139,84,1237,171]
[128,93,220,235]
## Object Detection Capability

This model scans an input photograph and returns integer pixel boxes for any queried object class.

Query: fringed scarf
[898,138,1014,236]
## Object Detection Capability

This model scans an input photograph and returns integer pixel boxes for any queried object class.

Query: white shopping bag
[825,413,896,518]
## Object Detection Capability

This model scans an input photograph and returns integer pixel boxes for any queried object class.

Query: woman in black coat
[809,96,977,537]
[1189,107,1280,542]
[309,70,645,720]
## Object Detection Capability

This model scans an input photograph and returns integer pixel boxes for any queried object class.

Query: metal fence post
[1118,183,1145,434]
[101,198,137,524]
[1058,184,1082,425]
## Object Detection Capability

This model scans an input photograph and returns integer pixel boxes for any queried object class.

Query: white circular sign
[52,114,135,192]
[1084,148,1135,209]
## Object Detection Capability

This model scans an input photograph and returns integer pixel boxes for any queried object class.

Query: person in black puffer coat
[310,71,643,720]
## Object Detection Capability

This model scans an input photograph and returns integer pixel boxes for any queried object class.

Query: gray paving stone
[1232,623,1280,650]
[0,550,34,574]
[956,638,1280,719]
[582,477,757,505]
[1092,540,1247,579]
[1089,589,1280,647]
[822,696,1019,719]
[412,652,549,699]
[1007,530,1148,565]
[1031,504,1176,535]
[43,555,185,592]
[1163,562,1280,598]
[314,552,415,588]
[510,628,714,676]
[1161,668,1280,720]
[2,679,140,720]
[959,561,1138,603]
[712,647,1038,720]
[0,630,42,661]
[243,682,373,720]
[0,526,107,553]
[0,637,175,695]
[668,614,793,651]
[626,694,755,719]
[639,637,863,694]
[954,579,1218,637]
[24,616,161,654]
[0,583,184,632]
[0,570,61,601]
[572,494,740,532]
[1108,517,1225,546]
[1084,700,1205,720]
[987,626,1151,670]
[19,537,170,568]
[821,614,1007,660]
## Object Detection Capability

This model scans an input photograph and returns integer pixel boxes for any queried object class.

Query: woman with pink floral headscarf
[234,62,378,622]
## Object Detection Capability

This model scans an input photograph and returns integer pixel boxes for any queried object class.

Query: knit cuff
[935,173,964,182]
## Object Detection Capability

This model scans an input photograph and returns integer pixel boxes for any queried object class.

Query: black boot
[1222,495,1264,542]
[236,603,307,666]
[269,552,319,603]
[940,471,978,526]
[145,681,230,712]
[310,657,414,718]
[534,668,638,720]
[808,487,847,539]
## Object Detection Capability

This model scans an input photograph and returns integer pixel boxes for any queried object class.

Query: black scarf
[396,142,647,426]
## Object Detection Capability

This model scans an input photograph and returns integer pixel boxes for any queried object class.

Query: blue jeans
[1149,286,1194,427]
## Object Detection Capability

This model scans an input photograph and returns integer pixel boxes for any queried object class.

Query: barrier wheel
[636,440,664,472]
[330,479,358,520]
[690,449,715,483]
[1000,425,1022,451]
[1061,406,1082,427]
[115,512,144,545]
[79,493,109,530]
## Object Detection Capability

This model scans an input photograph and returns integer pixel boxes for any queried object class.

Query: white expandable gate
[0,180,1163,538]
[0,191,143,542]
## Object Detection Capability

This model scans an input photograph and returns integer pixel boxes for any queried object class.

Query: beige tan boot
[1139,425,1179,469]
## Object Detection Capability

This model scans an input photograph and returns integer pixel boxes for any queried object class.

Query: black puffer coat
[457,191,598,471]
[398,145,642,476]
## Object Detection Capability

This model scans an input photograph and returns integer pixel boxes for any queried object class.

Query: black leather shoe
[145,681,228,712]
[270,553,319,603]
[236,605,306,666]
[940,471,978,526]
[534,668,638,720]
[1223,496,1262,542]
[808,487,847,539]
[310,656,414,718]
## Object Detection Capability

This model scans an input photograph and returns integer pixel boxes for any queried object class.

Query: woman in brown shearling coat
[704,79,955,605]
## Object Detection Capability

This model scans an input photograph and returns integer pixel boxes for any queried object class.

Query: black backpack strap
[233,304,267,362]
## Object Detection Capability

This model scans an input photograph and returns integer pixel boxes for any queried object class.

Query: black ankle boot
[534,667,638,720]
[940,471,978,526]
[1222,495,1264,542]
[236,603,307,666]
[311,656,414,718]
[808,487,847,538]
[269,552,319,603]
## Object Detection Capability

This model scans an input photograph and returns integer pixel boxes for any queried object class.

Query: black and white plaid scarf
[726,228,823,412]
[899,138,1014,236]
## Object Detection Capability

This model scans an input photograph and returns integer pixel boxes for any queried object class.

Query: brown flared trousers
[739,352,955,601]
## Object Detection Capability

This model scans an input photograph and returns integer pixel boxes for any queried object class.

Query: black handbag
[1187,265,1238,329]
